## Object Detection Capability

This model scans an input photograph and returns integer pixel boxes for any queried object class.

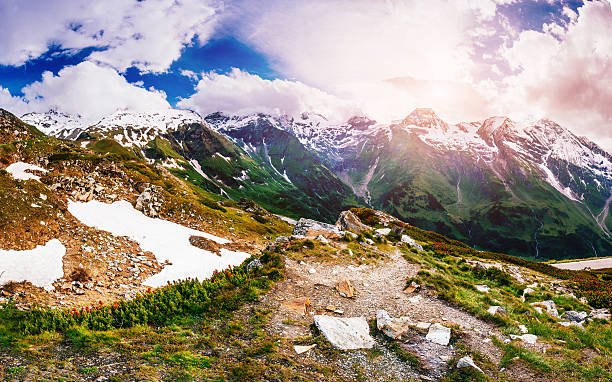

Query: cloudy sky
[1,0,611,149]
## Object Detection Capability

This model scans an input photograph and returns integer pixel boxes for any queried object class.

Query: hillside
[0,109,610,381]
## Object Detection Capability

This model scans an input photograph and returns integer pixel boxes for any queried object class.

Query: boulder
[562,310,588,323]
[456,356,483,373]
[336,211,370,233]
[135,185,162,217]
[401,235,423,251]
[336,280,355,298]
[376,310,413,339]
[426,323,451,346]
[314,315,375,350]
[518,325,528,334]
[487,306,507,316]
[317,235,330,244]
[475,285,490,293]
[293,218,340,237]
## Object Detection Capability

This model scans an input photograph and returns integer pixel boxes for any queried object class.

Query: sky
[1,0,612,149]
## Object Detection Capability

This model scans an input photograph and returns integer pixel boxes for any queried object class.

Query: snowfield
[67,200,251,287]
[0,239,65,291]
[5,162,47,181]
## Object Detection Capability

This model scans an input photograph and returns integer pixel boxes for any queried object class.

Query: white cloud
[21,62,170,122]
[496,0,612,149]
[0,87,29,116]
[177,68,358,121]
[225,0,505,122]
[0,0,221,72]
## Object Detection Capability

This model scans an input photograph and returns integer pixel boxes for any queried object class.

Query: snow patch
[67,200,250,288]
[5,162,47,182]
[0,239,65,291]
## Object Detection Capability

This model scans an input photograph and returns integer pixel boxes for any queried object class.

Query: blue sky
[0,0,611,148]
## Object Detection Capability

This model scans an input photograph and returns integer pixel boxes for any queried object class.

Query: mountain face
[22,109,360,222]
[22,107,612,259]
[206,108,612,260]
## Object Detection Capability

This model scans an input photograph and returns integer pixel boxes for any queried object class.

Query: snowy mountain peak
[93,109,203,133]
[21,110,87,137]
[401,108,449,131]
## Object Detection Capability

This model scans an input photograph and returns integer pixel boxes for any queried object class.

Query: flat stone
[456,356,483,373]
[294,344,316,354]
[314,315,375,350]
[426,323,451,346]
[510,334,537,344]
[336,279,355,298]
[416,322,431,330]
[475,285,490,293]
[405,281,420,294]
[325,305,344,314]
[281,297,310,315]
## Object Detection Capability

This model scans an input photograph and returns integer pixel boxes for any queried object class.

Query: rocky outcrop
[336,210,370,233]
[314,315,375,350]
[401,235,423,251]
[292,218,340,237]
[135,184,162,217]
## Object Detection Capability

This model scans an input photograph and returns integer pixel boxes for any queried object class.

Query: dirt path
[257,248,505,380]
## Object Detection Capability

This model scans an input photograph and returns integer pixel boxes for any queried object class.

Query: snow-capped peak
[93,109,202,133]
[400,108,450,131]
[21,110,87,137]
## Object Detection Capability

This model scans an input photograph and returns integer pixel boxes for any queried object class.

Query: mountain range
[20,107,612,260]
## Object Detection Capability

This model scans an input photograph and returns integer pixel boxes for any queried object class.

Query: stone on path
[426,323,451,346]
[281,297,310,315]
[294,344,316,354]
[416,322,431,330]
[405,281,420,293]
[336,279,355,298]
[314,315,375,350]
[376,310,413,339]
[456,356,484,373]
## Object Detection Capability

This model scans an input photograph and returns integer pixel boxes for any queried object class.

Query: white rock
[475,285,490,293]
[400,235,424,251]
[487,306,507,316]
[294,344,316,354]
[375,228,391,236]
[456,356,483,373]
[426,323,451,346]
[530,300,558,317]
[309,268,316,274]
[518,325,528,334]
[510,334,537,344]
[314,315,375,350]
